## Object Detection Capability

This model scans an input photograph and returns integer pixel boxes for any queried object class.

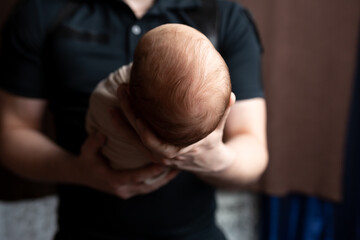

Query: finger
[173,94,235,155]
[117,86,181,158]
[229,92,236,106]
[116,84,138,131]
[136,119,180,158]
[83,132,106,155]
[176,142,199,155]
[216,93,235,131]
[112,164,169,184]
[136,169,179,193]
[115,169,179,199]
[144,168,170,185]
[153,169,179,185]
[164,160,206,172]
[163,159,185,169]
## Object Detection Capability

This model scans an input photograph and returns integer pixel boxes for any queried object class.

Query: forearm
[0,127,76,183]
[196,134,268,189]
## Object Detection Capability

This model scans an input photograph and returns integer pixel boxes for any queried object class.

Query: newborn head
[129,24,231,147]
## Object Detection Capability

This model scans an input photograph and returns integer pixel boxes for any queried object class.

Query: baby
[86,24,232,171]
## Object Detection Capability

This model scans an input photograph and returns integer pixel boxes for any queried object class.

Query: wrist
[214,143,236,172]
[194,142,235,175]
[49,151,79,184]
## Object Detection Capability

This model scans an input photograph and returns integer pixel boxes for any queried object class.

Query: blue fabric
[260,28,360,240]
[260,194,334,240]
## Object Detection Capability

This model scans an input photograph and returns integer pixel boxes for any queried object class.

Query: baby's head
[129,24,231,147]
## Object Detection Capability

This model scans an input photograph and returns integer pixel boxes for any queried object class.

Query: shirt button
[131,25,141,35]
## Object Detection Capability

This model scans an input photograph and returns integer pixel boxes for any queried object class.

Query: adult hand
[117,83,236,173]
[72,131,178,200]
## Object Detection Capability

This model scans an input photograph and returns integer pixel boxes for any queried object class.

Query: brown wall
[237,0,359,201]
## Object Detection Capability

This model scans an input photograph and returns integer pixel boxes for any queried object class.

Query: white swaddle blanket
[86,63,152,170]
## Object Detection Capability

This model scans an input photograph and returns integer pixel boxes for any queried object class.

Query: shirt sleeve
[218,2,264,100]
[0,0,47,98]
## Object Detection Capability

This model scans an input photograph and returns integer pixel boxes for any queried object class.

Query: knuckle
[115,187,129,199]
[117,192,128,200]
[163,159,173,166]
[163,149,175,159]
[141,133,153,146]
[163,153,173,159]
[104,174,121,189]
[140,185,157,194]
[121,195,131,200]
[107,179,119,192]
[131,175,142,183]
[118,191,132,200]
[94,165,107,177]
[137,187,148,195]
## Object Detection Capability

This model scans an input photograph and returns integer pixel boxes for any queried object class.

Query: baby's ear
[229,92,236,107]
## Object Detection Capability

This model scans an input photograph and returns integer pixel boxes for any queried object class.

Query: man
[0,0,268,239]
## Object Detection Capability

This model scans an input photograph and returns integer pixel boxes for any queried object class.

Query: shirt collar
[155,0,202,9]
[147,0,202,15]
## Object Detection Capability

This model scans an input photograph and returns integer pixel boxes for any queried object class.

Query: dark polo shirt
[0,0,263,239]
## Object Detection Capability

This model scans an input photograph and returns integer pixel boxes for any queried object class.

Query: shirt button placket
[128,23,143,61]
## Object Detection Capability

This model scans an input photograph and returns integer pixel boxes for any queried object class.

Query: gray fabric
[0,192,259,240]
